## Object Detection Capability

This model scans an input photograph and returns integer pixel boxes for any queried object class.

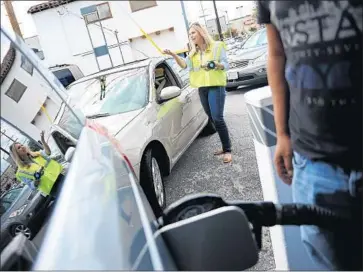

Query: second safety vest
[16,154,63,196]
[188,41,227,88]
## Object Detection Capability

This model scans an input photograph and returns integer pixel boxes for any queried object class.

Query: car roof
[67,56,166,88]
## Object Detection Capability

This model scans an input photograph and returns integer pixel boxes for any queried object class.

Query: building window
[5,79,27,103]
[129,1,157,12]
[21,55,34,75]
[83,2,112,24]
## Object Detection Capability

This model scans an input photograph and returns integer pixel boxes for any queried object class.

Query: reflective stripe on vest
[16,155,63,196]
[189,42,222,73]
[189,41,227,88]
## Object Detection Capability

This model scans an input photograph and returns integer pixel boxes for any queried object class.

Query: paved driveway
[165,84,275,270]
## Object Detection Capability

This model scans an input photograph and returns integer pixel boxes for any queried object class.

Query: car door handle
[186,96,191,103]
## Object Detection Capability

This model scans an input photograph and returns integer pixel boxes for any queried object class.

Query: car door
[165,59,206,145]
[154,61,192,160]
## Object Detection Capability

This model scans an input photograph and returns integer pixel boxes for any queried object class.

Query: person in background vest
[9,131,65,199]
[163,22,232,163]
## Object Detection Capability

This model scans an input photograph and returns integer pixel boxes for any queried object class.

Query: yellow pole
[38,101,52,124]
[117,3,165,55]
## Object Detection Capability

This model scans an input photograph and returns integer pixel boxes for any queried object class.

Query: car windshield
[67,67,149,118]
[1,187,23,212]
[242,29,267,49]
[56,67,149,138]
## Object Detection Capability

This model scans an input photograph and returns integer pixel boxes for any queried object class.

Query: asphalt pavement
[164,84,275,270]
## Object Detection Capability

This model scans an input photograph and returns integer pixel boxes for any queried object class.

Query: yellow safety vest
[16,154,63,196]
[189,41,227,88]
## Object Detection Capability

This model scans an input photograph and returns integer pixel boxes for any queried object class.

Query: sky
[1,1,255,38]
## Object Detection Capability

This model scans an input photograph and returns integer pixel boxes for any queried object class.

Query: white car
[48,57,216,214]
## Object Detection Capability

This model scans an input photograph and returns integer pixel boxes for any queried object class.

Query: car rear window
[53,68,76,88]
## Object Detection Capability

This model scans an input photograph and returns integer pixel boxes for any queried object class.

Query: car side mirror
[64,147,76,162]
[159,86,181,102]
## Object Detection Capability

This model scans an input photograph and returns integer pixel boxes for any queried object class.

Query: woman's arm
[163,50,187,69]
[40,130,51,156]
[19,177,37,190]
[216,45,229,71]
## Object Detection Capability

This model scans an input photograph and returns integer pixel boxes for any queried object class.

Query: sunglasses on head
[190,22,202,28]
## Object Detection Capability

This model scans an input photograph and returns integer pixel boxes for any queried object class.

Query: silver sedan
[49,56,216,215]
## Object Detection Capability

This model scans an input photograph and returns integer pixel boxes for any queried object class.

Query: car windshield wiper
[86,113,111,119]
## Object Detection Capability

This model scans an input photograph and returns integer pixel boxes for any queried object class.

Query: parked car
[226,28,268,90]
[0,185,52,251]
[50,64,84,88]
[47,56,214,215]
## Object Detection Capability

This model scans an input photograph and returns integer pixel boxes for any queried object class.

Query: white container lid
[244,85,273,108]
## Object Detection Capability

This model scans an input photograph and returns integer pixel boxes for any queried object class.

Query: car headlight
[250,53,268,65]
[9,205,27,218]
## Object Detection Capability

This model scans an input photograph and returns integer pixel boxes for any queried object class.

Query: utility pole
[199,1,207,26]
[212,0,223,41]
[3,0,23,38]
[180,0,189,34]
[114,30,125,65]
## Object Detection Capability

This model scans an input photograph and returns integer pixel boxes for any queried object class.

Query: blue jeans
[198,86,231,152]
[292,151,362,270]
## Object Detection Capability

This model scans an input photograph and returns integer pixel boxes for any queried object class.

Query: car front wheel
[140,148,166,217]
[11,224,32,239]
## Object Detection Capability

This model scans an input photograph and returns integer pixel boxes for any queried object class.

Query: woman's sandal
[223,152,232,163]
[214,150,225,156]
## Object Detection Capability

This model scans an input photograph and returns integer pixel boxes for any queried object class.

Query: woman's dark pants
[198,86,232,153]
[50,174,65,200]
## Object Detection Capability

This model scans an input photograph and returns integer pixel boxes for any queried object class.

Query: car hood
[89,108,145,136]
[229,45,267,61]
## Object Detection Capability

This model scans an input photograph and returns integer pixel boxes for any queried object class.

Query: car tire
[201,118,217,136]
[140,148,166,217]
[10,224,32,240]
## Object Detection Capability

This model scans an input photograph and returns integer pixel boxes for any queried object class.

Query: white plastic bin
[244,86,318,270]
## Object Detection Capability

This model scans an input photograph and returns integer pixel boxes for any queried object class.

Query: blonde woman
[9,131,64,198]
[164,22,232,163]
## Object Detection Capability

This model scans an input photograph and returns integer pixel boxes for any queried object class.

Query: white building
[1,43,63,142]
[28,0,190,75]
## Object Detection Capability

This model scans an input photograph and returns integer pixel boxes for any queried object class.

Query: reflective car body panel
[0,186,50,251]
[49,57,208,180]
[34,125,177,270]
[227,28,268,88]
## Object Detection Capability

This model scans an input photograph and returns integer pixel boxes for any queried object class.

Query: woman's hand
[40,130,52,156]
[163,49,175,56]
[164,50,187,69]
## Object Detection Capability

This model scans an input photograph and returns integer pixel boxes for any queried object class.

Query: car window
[53,68,76,88]
[1,188,23,210]
[166,58,189,87]
[67,68,149,118]
[257,30,267,46]
[47,135,66,162]
[242,29,267,49]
